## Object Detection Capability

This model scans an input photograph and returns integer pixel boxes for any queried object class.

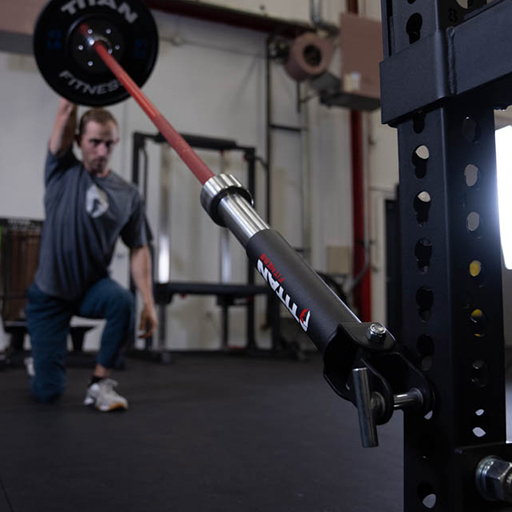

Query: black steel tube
[246,228,359,355]
[265,38,272,224]
[132,132,142,185]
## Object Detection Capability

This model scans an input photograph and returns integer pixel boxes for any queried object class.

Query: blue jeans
[26,278,135,403]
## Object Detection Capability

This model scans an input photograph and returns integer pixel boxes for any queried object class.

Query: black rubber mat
[0,353,403,512]
[0,478,13,512]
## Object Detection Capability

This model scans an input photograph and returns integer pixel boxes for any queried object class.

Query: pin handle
[352,367,381,448]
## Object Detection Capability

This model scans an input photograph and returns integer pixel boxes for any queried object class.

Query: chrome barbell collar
[200,174,254,227]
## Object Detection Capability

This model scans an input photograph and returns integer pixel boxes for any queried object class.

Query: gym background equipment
[130,130,283,360]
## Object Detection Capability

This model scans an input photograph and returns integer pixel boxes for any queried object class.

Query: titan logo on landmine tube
[60,0,139,24]
[59,71,120,95]
[257,254,311,332]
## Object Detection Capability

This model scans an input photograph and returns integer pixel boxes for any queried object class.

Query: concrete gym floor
[1,350,470,512]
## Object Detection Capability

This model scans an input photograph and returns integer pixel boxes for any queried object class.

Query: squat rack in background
[130,131,282,363]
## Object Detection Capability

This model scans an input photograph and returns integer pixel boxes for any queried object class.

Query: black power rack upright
[380,0,512,510]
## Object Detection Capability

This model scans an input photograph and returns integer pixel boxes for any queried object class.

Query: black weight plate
[33,0,159,106]
[70,19,125,74]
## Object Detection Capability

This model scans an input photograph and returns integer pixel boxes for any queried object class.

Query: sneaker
[83,378,128,412]
[24,357,35,378]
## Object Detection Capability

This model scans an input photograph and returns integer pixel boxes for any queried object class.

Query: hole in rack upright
[406,13,423,44]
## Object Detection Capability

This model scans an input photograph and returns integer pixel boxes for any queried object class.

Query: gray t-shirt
[35,148,147,300]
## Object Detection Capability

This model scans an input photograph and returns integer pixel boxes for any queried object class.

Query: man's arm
[49,98,78,156]
[130,245,158,338]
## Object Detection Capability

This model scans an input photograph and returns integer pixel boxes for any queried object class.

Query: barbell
[31,0,431,449]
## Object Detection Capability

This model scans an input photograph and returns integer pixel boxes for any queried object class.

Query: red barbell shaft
[84,28,215,186]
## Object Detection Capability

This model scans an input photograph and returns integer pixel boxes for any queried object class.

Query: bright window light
[496,126,512,269]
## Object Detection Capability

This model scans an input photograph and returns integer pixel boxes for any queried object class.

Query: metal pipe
[310,0,339,34]
[299,83,312,263]
[310,0,323,26]
[265,38,272,224]
[352,367,379,447]
[219,153,231,284]
[393,388,423,410]
[346,0,372,322]
[217,195,270,247]
[157,144,172,283]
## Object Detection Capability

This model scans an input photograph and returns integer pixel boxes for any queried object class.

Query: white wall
[192,0,348,22]
[0,0,374,352]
